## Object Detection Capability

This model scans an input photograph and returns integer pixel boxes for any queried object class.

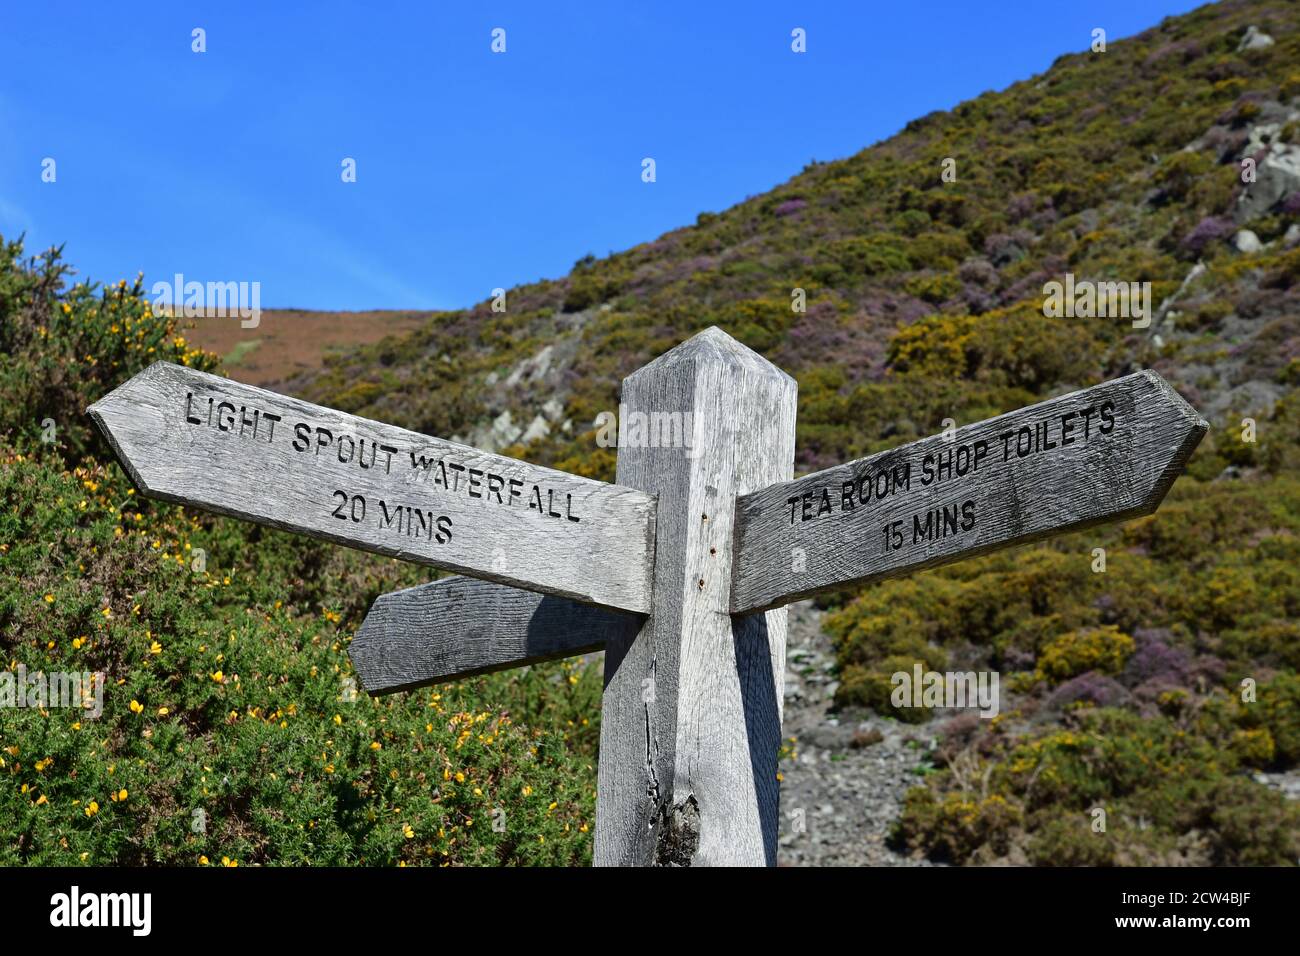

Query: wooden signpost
[88,362,655,613]
[90,326,1208,867]
[731,370,1207,614]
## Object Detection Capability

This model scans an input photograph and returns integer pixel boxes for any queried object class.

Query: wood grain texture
[731,370,1207,614]
[595,327,797,867]
[349,575,643,694]
[88,362,656,613]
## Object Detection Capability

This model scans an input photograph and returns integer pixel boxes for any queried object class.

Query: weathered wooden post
[595,327,797,866]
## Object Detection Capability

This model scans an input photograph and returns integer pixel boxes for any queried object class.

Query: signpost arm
[730,369,1208,614]
[87,362,655,613]
[350,575,643,695]
[595,328,797,866]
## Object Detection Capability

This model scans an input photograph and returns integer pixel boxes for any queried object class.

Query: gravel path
[777,601,937,866]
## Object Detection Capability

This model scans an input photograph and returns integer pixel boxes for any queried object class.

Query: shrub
[1046,672,1129,711]
[903,273,963,304]
[0,445,603,865]
[892,789,1022,862]
[1122,631,1191,687]
[909,231,972,270]
[1154,150,1214,202]
[886,305,1104,391]
[897,707,1300,865]
[892,209,932,237]
[1024,813,1118,866]
[1036,626,1136,683]
[1231,672,1300,769]
[0,237,217,462]
[838,654,946,724]
[1179,216,1234,256]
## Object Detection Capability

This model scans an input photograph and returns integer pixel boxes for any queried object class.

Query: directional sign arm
[730,370,1207,614]
[89,362,657,612]
[349,576,643,695]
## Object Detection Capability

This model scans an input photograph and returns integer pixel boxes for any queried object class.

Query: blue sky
[0,1,1208,311]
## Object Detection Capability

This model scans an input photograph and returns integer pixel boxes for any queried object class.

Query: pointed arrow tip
[1131,370,1208,515]
[1140,369,1209,433]
[85,366,172,497]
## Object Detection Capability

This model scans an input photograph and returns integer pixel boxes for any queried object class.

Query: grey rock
[519,414,550,445]
[1254,770,1300,802]
[1234,229,1263,253]
[490,410,518,446]
[1235,144,1300,223]
[461,409,521,452]
[1237,25,1274,52]
[504,345,555,388]
[1246,123,1283,154]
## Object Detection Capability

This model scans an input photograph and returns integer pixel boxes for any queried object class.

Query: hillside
[295,0,1298,481]
[183,309,431,389]
[289,0,1300,865]
[2,0,1297,866]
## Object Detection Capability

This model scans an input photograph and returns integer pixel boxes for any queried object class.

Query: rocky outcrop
[1237,25,1274,52]
[1236,142,1300,223]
